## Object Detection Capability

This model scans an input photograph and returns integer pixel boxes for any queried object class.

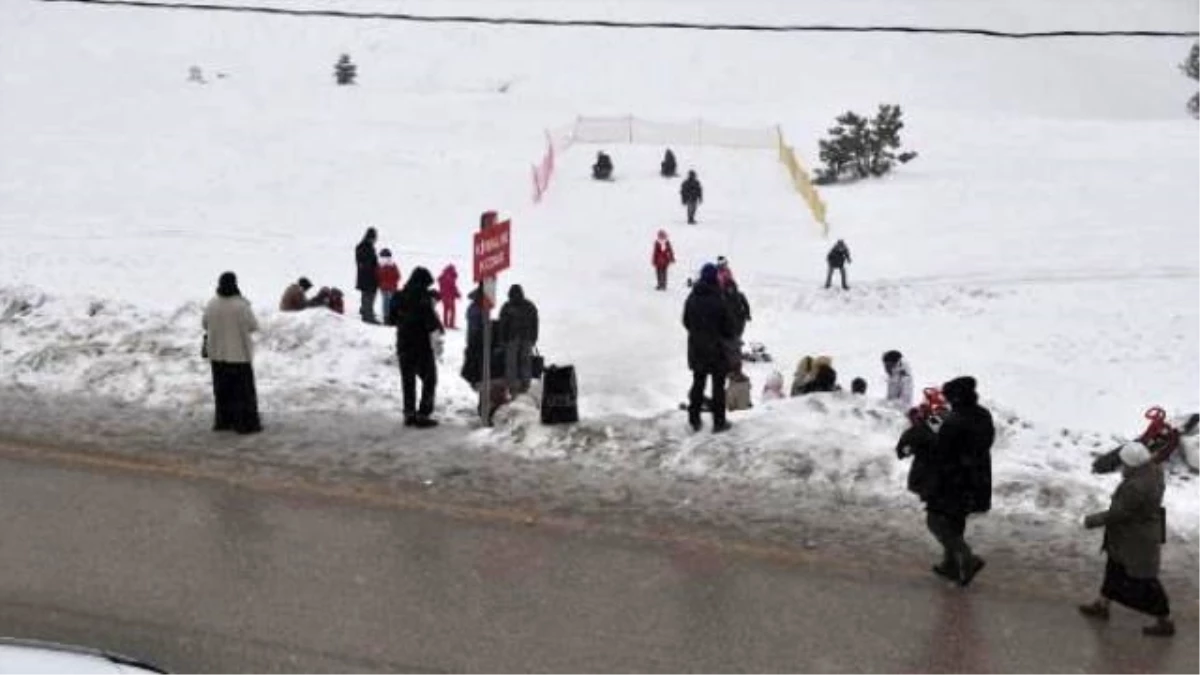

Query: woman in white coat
[203,271,262,434]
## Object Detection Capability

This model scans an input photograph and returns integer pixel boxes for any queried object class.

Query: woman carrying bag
[1079,441,1174,636]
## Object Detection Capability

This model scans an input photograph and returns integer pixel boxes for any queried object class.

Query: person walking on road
[1079,441,1176,637]
[924,376,994,587]
[825,239,851,290]
[203,271,262,435]
[355,227,380,324]
[391,266,444,428]
[683,263,736,433]
[680,170,703,225]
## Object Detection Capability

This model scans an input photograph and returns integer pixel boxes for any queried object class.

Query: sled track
[39,0,1200,38]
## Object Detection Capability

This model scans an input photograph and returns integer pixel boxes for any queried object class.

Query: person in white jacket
[203,271,262,434]
[883,350,914,408]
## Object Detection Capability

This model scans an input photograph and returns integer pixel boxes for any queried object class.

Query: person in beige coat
[203,271,262,434]
[1079,441,1174,636]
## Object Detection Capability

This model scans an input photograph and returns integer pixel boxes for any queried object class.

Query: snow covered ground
[1,0,1197,552]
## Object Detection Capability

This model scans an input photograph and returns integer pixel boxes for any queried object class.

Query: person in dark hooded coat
[924,376,994,586]
[498,284,539,394]
[660,149,677,178]
[355,227,380,324]
[680,171,703,224]
[390,266,443,427]
[683,263,736,433]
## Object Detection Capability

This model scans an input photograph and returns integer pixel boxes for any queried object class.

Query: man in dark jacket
[660,149,677,178]
[924,376,994,586]
[390,266,443,428]
[825,239,851,290]
[680,171,703,224]
[683,263,736,433]
[355,227,380,324]
[499,284,539,394]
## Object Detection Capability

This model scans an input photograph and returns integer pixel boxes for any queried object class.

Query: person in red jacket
[437,264,462,329]
[376,248,401,324]
[652,229,675,291]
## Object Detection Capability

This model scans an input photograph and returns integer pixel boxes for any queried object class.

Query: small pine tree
[815,104,915,184]
[335,54,357,86]
[1182,42,1198,118]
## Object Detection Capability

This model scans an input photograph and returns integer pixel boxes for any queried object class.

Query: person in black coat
[896,405,939,498]
[660,149,677,178]
[498,284,539,394]
[355,227,380,324]
[825,239,851,290]
[390,266,444,428]
[924,376,995,586]
[683,263,736,433]
[680,171,703,224]
[593,152,613,180]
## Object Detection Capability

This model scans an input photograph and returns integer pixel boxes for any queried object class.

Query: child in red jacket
[652,229,675,290]
[377,248,401,322]
[438,264,462,329]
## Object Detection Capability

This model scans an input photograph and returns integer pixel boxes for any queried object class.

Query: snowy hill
[0,0,1197,539]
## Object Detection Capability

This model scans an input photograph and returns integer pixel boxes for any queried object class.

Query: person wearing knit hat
[1080,440,1175,636]
[651,230,675,291]
[923,375,994,587]
[683,261,736,433]
[203,271,262,435]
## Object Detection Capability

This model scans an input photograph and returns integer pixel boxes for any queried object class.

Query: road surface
[0,447,1194,673]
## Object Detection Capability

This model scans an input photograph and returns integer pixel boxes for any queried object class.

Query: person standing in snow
[376,249,401,324]
[652,230,675,291]
[882,350,914,408]
[391,266,443,428]
[683,263,736,433]
[279,277,313,312]
[825,239,851,290]
[355,227,380,324]
[925,376,994,587]
[437,264,462,329]
[498,284,539,394]
[1079,441,1175,637]
[203,271,262,435]
[680,170,703,224]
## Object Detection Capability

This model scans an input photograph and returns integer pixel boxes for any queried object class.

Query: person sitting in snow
[437,264,462,329]
[799,356,839,394]
[762,370,785,401]
[791,356,817,397]
[726,365,752,412]
[680,170,703,224]
[652,230,675,291]
[883,350,914,408]
[279,277,314,312]
[377,249,401,324]
[592,151,614,180]
[660,149,678,178]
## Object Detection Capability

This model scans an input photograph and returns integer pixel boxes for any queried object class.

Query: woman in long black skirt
[1080,441,1174,636]
[202,271,262,434]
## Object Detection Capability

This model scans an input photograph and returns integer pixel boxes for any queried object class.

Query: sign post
[473,213,511,426]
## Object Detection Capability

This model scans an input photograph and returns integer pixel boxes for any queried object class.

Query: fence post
[628,115,634,143]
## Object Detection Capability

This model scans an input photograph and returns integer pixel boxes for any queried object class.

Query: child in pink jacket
[437,265,462,329]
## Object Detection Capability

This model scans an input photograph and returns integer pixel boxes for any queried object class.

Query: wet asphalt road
[0,449,1195,673]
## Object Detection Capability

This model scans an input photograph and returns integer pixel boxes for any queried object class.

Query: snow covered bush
[335,54,357,85]
[815,104,917,185]
[1182,43,1198,119]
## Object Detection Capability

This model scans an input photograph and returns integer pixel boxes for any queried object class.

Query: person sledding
[660,149,678,178]
[592,151,614,180]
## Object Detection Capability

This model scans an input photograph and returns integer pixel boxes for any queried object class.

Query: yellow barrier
[775,126,829,237]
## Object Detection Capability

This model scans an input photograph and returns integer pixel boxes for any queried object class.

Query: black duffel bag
[541,364,578,425]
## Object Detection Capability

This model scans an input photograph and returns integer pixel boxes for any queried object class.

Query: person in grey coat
[1079,441,1175,637]
[202,271,262,434]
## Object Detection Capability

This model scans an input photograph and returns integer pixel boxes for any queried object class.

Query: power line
[40,0,1200,39]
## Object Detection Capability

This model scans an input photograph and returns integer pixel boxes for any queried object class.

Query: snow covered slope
[0,1,1196,533]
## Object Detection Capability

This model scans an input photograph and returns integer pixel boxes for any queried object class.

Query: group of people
[592,149,705,225]
[353,227,462,329]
